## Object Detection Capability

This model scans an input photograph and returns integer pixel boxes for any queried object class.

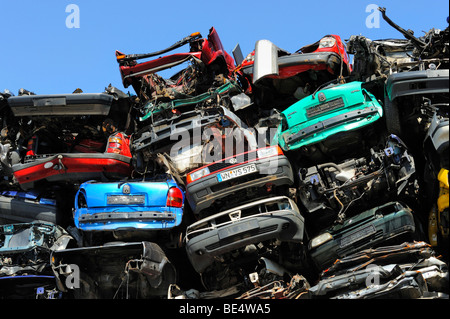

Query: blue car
[73,174,185,233]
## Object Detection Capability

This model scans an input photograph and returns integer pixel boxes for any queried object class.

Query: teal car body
[276,81,383,151]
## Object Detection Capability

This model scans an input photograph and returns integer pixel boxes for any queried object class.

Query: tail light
[76,191,88,209]
[166,187,183,208]
[106,132,131,156]
[26,135,38,156]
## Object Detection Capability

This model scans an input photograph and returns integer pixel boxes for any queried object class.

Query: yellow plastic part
[437,169,449,214]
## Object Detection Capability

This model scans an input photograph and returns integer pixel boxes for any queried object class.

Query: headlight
[309,232,333,249]
[319,36,336,49]
[187,167,210,184]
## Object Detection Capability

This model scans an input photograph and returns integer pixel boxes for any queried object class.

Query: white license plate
[217,164,257,182]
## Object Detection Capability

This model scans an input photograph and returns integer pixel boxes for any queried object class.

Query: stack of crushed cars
[0,7,448,299]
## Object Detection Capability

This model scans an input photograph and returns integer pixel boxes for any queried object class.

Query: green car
[276,81,383,152]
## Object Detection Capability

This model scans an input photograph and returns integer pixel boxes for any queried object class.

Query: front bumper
[185,209,305,274]
[309,202,417,270]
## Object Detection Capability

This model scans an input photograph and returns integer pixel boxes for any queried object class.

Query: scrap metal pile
[0,7,448,299]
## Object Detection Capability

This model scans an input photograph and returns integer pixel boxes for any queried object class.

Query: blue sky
[1,0,448,95]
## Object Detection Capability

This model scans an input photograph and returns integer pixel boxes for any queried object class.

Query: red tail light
[106,132,131,156]
[166,187,183,208]
[26,135,38,156]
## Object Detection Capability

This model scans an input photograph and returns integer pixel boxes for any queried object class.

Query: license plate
[217,164,257,182]
[339,224,376,248]
[107,195,145,205]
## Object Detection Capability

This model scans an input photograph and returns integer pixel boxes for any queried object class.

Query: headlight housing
[309,232,333,249]
[186,166,210,184]
[319,36,336,49]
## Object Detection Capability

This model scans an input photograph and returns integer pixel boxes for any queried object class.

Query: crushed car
[116,27,248,115]
[185,145,294,218]
[347,35,415,81]
[345,35,415,100]
[3,90,134,191]
[370,7,449,147]
[0,87,136,227]
[276,80,384,164]
[237,34,351,110]
[73,173,185,246]
[0,6,448,300]
[296,134,419,232]
[346,9,449,149]
[234,241,448,299]
[131,105,257,185]
[308,201,421,271]
[383,69,449,148]
[308,241,448,299]
[184,196,306,291]
[51,241,177,299]
[423,107,449,254]
[137,79,250,123]
[0,221,74,299]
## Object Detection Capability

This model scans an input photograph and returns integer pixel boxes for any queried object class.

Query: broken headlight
[309,232,333,249]
[186,166,210,184]
[319,36,337,49]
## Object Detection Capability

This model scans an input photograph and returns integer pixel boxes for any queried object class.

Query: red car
[116,27,240,103]
[4,92,133,191]
[237,35,352,109]
[12,131,132,190]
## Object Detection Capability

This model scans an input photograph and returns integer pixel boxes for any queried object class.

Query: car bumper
[279,106,382,151]
[74,207,183,231]
[385,69,449,101]
[309,202,417,270]
[185,210,305,273]
[12,153,131,190]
